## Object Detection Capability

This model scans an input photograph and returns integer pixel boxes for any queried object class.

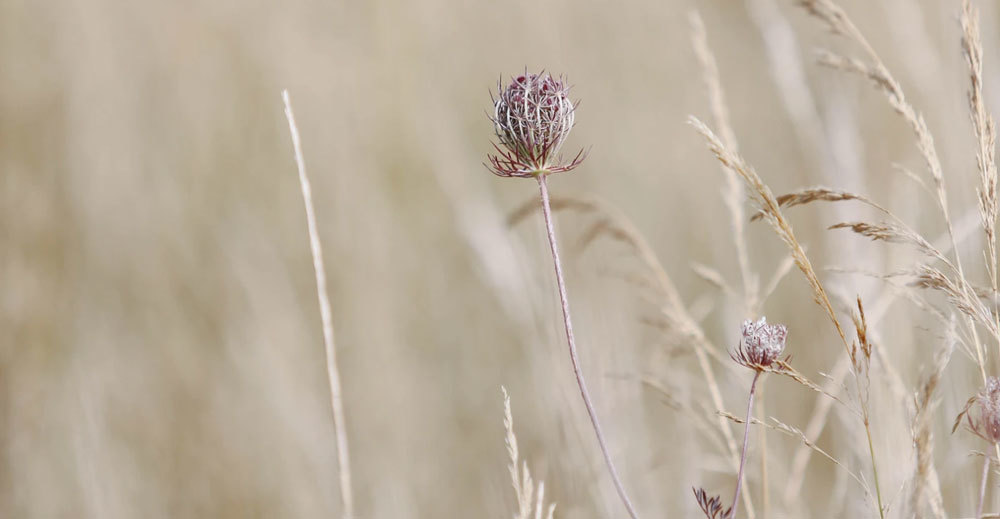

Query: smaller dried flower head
[955,376,1000,443]
[732,316,788,371]
[487,72,586,178]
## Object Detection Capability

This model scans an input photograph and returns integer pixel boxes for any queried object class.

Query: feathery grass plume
[487,73,639,519]
[962,0,1000,364]
[909,315,954,519]
[281,90,354,519]
[828,222,941,261]
[800,0,951,229]
[784,217,974,507]
[800,0,997,388]
[502,387,556,519]
[689,10,758,317]
[688,117,849,349]
[749,187,890,222]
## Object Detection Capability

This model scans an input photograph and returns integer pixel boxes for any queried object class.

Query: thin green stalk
[862,413,884,519]
[979,452,991,519]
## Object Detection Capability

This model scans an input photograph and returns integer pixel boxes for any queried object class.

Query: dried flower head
[732,316,788,371]
[487,72,586,177]
[693,488,731,519]
[954,376,1000,443]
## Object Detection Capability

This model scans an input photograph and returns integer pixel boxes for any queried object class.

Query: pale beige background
[1,0,997,517]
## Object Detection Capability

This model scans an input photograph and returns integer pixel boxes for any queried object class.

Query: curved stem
[731,371,761,519]
[979,452,991,519]
[864,414,885,519]
[536,174,640,519]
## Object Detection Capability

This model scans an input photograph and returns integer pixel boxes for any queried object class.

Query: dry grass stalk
[911,265,1000,341]
[689,117,850,351]
[749,187,889,222]
[767,360,853,412]
[848,297,885,515]
[909,316,955,519]
[689,9,759,318]
[800,0,995,387]
[282,90,354,519]
[962,0,999,286]
[718,411,868,495]
[796,7,1000,511]
[829,221,941,261]
[801,0,951,233]
[760,253,797,303]
[691,262,736,296]
[690,116,887,517]
[510,194,738,368]
[511,200,741,396]
[781,356,851,506]
[507,196,601,228]
[502,387,556,519]
[783,216,975,506]
[640,377,728,455]
[509,194,758,513]
[962,0,1000,369]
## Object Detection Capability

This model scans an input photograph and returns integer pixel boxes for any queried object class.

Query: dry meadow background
[4,0,1000,517]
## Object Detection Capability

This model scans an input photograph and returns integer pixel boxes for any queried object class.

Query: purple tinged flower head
[967,377,1000,443]
[733,316,788,371]
[487,72,586,178]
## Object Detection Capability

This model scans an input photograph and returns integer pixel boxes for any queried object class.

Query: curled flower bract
[959,376,1000,443]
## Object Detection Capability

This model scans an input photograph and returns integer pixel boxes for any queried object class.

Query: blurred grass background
[2,0,1000,517]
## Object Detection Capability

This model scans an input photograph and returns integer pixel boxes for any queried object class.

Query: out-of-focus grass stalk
[282,89,354,519]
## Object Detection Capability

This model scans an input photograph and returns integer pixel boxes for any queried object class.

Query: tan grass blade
[282,90,354,519]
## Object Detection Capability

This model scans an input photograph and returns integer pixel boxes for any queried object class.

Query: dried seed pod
[487,72,586,177]
[956,376,1000,444]
[732,316,788,371]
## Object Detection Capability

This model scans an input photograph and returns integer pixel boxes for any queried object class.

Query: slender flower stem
[731,371,761,519]
[283,90,354,519]
[863,413,885,519]
[536,174,640,519]
[759,388,769,517]
[979,452,992,519]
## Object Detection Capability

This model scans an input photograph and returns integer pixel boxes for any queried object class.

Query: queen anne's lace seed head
[487,72,586,178]
[733,316,788,371]
[967,377,1000,443]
